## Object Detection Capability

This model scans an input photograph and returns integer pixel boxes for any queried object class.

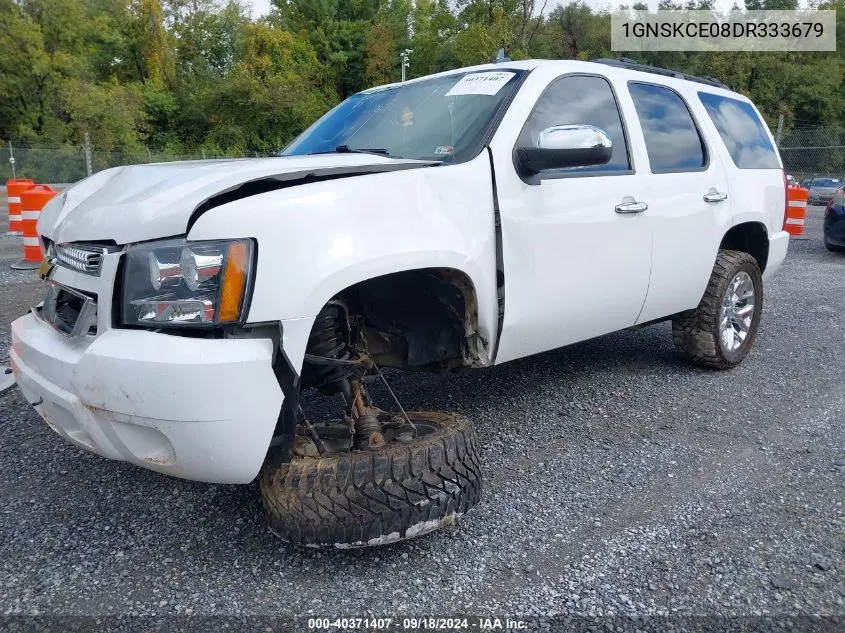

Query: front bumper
[10,313,283,483]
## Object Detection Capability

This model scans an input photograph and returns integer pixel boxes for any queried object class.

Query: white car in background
[11,58,789,547]
[803,176,841,205]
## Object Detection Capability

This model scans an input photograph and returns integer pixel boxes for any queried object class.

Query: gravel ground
[0,234,39,288]
[0,206,842,627]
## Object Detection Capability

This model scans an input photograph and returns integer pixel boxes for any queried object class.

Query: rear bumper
[10,313,283,483]
[763,230,790,281]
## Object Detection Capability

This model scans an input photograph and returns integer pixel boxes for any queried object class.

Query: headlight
[121,238,253,327]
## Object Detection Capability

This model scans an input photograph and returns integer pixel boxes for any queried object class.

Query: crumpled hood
[39,154,435,244]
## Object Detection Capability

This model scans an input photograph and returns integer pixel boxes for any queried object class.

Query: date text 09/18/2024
[307,617,528,630]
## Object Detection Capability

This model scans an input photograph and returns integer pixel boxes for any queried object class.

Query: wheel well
[719,222,769,273]
[307,268,482,379]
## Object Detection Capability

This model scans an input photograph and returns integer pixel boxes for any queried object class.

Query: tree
[543,3,610,60]
[121,0,175,85]
[209,22,334,152]
[0,0,840,161]
[744,0,798,9]
[365,20,398,86]
[409,0,459,76]
[453,6,513,65]
[62,78,146,149]
[163,0,248,78]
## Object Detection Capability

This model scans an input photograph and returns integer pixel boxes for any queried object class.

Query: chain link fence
[0,141,265,184]
[775,125,845,183]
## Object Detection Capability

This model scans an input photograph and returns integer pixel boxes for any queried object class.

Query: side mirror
[516,125,613,176]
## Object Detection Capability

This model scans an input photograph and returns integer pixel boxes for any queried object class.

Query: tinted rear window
[697,92,780,169]
[629,83,706,173]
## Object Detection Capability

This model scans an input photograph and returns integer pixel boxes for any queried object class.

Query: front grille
[50,242,108,276]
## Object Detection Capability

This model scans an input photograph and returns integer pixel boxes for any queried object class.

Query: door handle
[703,189,728,203]
[615,197,648,214]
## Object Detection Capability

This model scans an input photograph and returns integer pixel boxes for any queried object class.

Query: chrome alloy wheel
[719,271,755,353]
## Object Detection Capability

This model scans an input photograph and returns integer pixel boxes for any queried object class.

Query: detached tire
[672,249,763,370]
[259,412,482,547]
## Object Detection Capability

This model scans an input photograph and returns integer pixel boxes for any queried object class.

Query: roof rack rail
[591,57,729,90]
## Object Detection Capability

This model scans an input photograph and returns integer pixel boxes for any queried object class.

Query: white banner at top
[611,10,837,52]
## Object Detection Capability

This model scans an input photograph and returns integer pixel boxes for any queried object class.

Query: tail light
[782,170,789,229]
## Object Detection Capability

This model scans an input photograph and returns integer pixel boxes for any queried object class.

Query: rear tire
[824,235,845,253]
[259,411,482,547]
[672,249,763,370]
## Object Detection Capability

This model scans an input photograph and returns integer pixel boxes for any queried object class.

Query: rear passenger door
[622,81,733,323]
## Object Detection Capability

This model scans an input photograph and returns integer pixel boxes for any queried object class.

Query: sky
[246,0,748,19]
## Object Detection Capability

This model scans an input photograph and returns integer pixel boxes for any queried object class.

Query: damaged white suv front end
[10,132,499,490]
[9,140,476,485]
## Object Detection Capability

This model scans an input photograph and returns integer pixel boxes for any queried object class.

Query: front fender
[188,153,499,351]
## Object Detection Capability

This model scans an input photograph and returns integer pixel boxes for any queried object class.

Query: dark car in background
[824,186,845,252]
[803,176,841,205]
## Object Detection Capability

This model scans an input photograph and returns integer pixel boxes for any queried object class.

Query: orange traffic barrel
[11,184,55,270]
[6,178,34,234]
[785,184,809,237]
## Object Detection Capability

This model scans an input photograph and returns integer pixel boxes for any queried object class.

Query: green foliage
[0,0,842,156]
[62,78,147,149]
[541,2,612,60]
[209,22,334,152]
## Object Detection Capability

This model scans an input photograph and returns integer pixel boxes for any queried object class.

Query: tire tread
[259,412,482,547]
[672,249,763,370]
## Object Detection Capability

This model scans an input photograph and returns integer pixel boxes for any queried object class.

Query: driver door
[491,73,653,363]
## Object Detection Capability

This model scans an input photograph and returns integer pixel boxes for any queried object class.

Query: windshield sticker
[434,145,455,156]
[445,71,516,96]
[401,104,414,127]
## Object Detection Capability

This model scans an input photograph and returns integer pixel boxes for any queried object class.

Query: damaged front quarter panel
[186,151,502,365]
[185,160,442,235]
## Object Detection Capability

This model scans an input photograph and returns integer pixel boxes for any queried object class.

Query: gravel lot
[0,204,842,627]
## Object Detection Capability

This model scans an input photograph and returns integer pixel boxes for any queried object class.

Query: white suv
[11,59,789,547]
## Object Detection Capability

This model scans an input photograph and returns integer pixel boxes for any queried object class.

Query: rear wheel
[672,249,763,370]
[824,234,845,253]
[259,411,482,547]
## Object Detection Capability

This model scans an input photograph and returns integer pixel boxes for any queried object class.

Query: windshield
[283,70,525,163]
[812,178,839,187]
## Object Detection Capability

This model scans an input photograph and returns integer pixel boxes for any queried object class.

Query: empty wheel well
[303,268,482,386]
[719,222,769,273]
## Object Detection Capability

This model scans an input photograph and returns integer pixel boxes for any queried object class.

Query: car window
[697,92,780,169]
[628,82,706,173]
[813,178,839,187]
[516,75,631,173]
